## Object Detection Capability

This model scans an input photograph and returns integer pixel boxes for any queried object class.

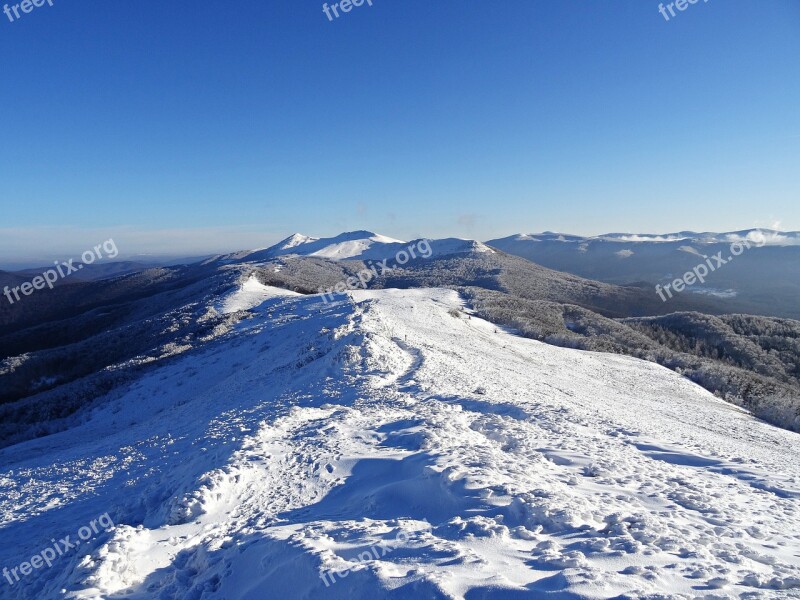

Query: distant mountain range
[5,229,797,321]
[487,229,800,320]
[493,229,800,246]
[0,256,211,290]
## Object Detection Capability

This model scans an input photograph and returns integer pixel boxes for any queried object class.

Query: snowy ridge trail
[1,289,799,599]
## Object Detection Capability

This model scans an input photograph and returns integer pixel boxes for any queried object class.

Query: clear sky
[1,0,799,265]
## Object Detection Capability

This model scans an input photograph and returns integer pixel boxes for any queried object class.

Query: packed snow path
[1,289,798,599]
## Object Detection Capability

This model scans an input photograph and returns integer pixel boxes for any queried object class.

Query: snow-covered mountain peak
[219,232,498,266]
[275,233,319,250]
[263,230,406,261]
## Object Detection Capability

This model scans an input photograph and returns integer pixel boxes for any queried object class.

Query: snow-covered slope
[218,275,301,314]
[1,288,799,599]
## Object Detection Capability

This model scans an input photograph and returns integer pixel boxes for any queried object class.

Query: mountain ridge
[1,287,798,598]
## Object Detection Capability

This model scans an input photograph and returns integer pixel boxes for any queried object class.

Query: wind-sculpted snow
[0,289,799,599]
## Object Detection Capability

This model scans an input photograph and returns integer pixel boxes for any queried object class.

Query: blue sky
[1,0,799,264]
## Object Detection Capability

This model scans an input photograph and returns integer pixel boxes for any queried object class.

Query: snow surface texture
[1,288,799,599]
